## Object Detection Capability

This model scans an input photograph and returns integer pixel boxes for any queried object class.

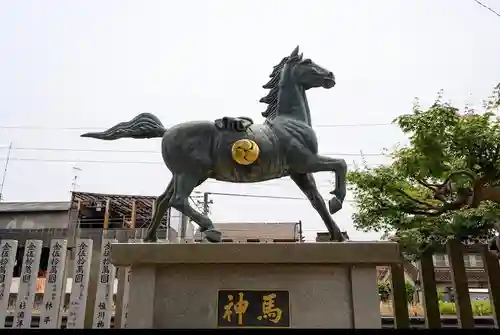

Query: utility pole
[180,213,188,239]
[203,192,213,215]
[71,166,82,194]
[0,142,13,202]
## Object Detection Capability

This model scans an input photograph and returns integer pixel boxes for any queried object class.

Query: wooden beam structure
[130,200,137,229]
[103,199,111,230]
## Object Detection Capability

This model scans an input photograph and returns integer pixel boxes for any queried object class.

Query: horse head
[287,46,336,90]
[260,46,336,123]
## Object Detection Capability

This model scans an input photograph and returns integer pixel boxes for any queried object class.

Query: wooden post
[83,238,103,329]
[114,231,129,329]
[13,240,43,329]
[120,263,132,328]
[92,237,116,329]
[130,200,137,229]
[481,244,500,328]
[67,239,93,329]
[116,238,135,329]
[419,249,441,328]
[67,199,81,248]
[390,263,410,328]
[103,199,111,230]
[446,239,474,329]
[0,240,18,328]
[40,239,68,329]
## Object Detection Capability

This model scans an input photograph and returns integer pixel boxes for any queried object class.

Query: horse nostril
[328,72,334,77]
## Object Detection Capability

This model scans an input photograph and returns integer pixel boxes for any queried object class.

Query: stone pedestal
[110,242,401,329]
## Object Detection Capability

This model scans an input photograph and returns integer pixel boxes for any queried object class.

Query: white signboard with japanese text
[12,240,42,329]
[39,239,68,329]
[66,239,93,329]
[0,240,19,328]
[92,237,116,329]
[120,238,136,329]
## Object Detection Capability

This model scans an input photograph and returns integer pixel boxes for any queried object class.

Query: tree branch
[415,178,448,203]
[441,170,477,186]
[393,188,436,208]
[374,170,484,218]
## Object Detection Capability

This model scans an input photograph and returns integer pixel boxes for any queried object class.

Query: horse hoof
[143,234,158,243]
[341,231,350,241]
[329,234,345,242]
[204,229,222,243]
[329,197,343,214]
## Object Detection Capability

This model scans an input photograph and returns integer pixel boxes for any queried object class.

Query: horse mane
[259,52,303,121]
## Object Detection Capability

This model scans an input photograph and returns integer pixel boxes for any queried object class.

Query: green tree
[377,281,391,302]
[347,83,500,255]
[405,281,415,304]
[377,280,416,303]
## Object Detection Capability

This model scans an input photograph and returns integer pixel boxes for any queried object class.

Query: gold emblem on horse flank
[231,139,260,165]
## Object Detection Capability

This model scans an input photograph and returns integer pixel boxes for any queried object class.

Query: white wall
[0,211,69,229]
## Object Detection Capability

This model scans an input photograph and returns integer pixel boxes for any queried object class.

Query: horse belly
[213,159,287,183]
[211,129,287,183]
[236,159,287,182]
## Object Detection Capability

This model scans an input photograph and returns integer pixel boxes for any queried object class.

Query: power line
[0,154,384,187]
[0,145,387,157]
[207,191,305,201]
[472,0,500,17]
[198,191,357,203]
[0,147,388,192]
[0,157,165,165]
[0,156,384,168]
[0,157,382,201]
[189,196,204,212]
[0,122,394,131]
[0,157,332,186]
[0,155,379,189]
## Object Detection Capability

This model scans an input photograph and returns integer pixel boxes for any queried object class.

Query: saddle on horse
[214,116,254,132]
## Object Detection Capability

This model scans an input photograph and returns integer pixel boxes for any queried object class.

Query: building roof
[194,222,301,242]
[72,191,156,221]
[0,201,71,213]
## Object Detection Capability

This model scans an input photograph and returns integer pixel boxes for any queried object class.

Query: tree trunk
[476,185,500,204]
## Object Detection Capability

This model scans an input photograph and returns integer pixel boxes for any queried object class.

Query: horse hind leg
[169,173,222,243]
[144,179,174,242]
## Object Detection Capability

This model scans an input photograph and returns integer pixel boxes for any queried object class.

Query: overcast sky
[0,0,499,241]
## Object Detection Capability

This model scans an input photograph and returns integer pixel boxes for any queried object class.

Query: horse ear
[290,46,300,57]
[298,52,303,60]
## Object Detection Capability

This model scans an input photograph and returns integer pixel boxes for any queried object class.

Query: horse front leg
[290,173,346,242]
[301,155,347,214]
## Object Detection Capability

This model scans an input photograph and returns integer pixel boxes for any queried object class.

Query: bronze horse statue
[81,46,348,243]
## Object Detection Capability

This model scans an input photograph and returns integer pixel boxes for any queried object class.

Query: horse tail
[80,113,166,140]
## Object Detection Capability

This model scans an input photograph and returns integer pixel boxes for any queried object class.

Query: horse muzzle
[322,77,336,89]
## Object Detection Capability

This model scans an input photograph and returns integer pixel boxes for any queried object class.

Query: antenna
[0,142,13,202]
[71,165,83,194]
